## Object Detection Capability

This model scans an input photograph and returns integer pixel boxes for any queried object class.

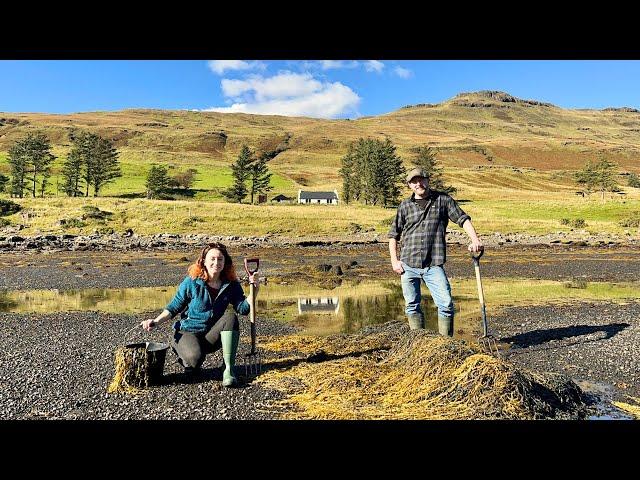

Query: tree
[61,146,84,197]
[575,157,619,200]
[7,133,54,198]
[145,165,171,199]
[70,131,121,197]
[89,136,121,196]
[248,153,273,204]
[7,140,27,197]
[223,145,253,203]
[379,139,405,206]
[28,133,55,198]
[410,145,457,195]
[629,172,640,188]
[339,144,355,204]
[339,137,405,207]
[0,174,8,193]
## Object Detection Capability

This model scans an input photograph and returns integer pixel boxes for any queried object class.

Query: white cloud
[394,66,413,79]
[221,73,322,101]
[207,60,266,75]
[205,71,360,118]
[364,60,385,73]
[319,60,360,70]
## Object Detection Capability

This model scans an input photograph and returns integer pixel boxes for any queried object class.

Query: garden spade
[243,257,262,376]
[471,249,500,357]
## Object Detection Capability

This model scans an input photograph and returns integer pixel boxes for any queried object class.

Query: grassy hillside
[2,90,640,199]
[1,91,639,238]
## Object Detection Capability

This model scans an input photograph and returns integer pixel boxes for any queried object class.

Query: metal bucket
[124,341,169,386]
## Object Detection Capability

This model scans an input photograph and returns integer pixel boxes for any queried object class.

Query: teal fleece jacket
[165,276,250,333]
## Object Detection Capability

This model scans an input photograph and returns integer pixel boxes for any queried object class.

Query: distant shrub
[619,212,640,228]
[0,199,21,216]
[564,279,588,289]
[561,218,586,228]
[60,218,86,228]
[81,206,113,221]
[0,218,10,227]
[181,216,205,227]
[347,222,362,234]
[95,227,114,235]
[629,173,640,188]
[572,218,586,228]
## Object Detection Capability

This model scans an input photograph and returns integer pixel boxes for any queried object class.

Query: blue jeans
[400,262,454,319]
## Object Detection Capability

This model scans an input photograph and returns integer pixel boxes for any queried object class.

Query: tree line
[6,130,122,198]
[1,131,637,203]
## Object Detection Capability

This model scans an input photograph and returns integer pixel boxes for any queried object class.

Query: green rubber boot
[221,330,240,387]
[438,315,454,337]
[407,313,425,330]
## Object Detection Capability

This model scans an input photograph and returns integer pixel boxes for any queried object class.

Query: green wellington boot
[407,313,425,330]
[221,330,240,387]
[438,315,454,337]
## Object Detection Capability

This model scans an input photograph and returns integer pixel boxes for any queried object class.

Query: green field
[2,171,639,237]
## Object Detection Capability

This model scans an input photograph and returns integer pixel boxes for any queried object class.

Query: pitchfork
[471,248,500,357]
[244,257,262,376]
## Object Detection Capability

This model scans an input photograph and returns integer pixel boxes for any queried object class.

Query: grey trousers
[172,310,239,369]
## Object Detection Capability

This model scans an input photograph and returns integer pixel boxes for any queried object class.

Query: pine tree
[90,136,121,196]
[61,146,84,197]
[379,138,405,207]
[145,165,170,199]
[339,145,355,204]
[26,133,55,198]
[0,174,8,193]
[7,140,27,198]
[340,137,405,206]
[223,145,253,203]
[7,133,54,198]
[248,154,273,204]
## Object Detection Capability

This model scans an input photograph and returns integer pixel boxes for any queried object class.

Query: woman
[141,242,259,387]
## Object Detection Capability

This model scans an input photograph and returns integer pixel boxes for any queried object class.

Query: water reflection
[0,281,484,340]
[298,297,340,314]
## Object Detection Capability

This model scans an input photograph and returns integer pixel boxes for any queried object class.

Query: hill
[1,90,639,200]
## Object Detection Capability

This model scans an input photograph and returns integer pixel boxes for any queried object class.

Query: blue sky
[1,60,640,118]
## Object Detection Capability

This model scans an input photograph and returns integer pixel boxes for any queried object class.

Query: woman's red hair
[187,242,237,282]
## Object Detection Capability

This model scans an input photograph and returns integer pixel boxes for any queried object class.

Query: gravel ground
[0,311,300,420]
[1,245,639,419]
[493,301,640,404]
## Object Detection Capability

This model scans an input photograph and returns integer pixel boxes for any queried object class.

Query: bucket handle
[123,323,145,344]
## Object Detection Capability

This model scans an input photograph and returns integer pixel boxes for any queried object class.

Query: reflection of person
[388,168,483,336]
[141,242,259,387]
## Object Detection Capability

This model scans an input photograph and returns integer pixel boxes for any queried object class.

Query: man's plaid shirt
[387,190,470,268]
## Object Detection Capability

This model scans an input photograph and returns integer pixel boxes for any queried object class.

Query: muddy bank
[1,243,639,290]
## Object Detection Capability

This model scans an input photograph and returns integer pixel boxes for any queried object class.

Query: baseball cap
[405,167,428,183]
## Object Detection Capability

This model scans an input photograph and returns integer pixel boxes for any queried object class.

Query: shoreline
[1,229,639,253]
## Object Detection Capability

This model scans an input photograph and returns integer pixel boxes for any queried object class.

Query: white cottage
[298,190,339,204]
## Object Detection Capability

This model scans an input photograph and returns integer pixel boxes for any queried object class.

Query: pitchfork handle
[471,251,489,337]
[249,282,256,354]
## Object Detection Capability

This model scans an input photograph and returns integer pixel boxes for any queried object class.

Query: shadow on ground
[501,323,630,348]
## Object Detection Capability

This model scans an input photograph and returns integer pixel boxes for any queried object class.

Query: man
[388,167,483,335]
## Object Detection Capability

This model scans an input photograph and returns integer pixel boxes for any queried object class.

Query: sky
[1,60,640,119]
